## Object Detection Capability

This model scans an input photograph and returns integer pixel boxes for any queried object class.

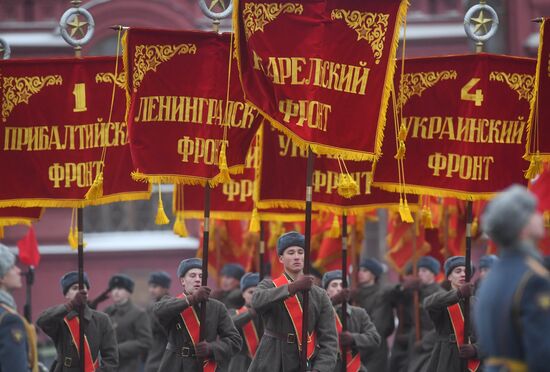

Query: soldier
[228,272,263,372]
[144,271,171,372]
[352,258,394,372]
[423,256,479,372]
[103,274,151,372]
[0,244,38,372]
[478,255,498,281]
[211,263,245,310]
[322,270,380,372]
[153,258,241,372]
[475,185,550,371]
[248,231,338,372]
[406,256,444,372]
[37,271,118,371]
[388,269,414,372]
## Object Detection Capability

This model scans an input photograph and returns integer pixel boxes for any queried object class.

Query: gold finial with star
[471,10,493,35]
[67,14,88,38]
[209,0,227,11]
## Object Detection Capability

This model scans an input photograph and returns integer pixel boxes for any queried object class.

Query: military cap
[148,271,172,289]
[177,258,202,278]
[322,270,343,289]
[277,231,305,256]
[482,185,538,247]
[61,271,90,295]
[220,263,245,280]
[108,274,135,293]
[479,255,499,270]
[418,256,441,275]
[359,258,383,278]
[240,272,260,292]
[0,244,15,278]
[444,256,476,277]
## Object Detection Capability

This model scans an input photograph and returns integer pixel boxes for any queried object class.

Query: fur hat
[220,263,245,280]
[177,258,202,278]
[109,274,135,293]
[321,270,342,289]
[240,272,260,292]
[418,256,441,275]
[277,231,305,256]
[148,271,172,289]
[60,271,90,295]
[0,244,15,279]
[359,258,383,278]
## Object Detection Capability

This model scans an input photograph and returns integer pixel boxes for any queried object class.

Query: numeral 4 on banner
[460,78,483,106]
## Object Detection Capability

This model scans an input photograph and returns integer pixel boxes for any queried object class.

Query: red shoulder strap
[63,316,98,372]
[447,303,481,372]
[334,309,361,372]
[237,306,259,357]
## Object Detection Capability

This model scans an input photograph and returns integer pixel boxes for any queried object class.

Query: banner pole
[340,213,348,372]
[300,148,315,372]
[259,221,265,280]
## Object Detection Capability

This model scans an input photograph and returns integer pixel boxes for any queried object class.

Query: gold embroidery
[489,71,535,102]
[242,3,303,40]
[331,10,389,64]
[398,70,457,107]
[132,44,197,91]
[95,71,126,90]
[1,75,63,122]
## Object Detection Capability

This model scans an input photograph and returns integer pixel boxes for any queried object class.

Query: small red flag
[17,226,40,267]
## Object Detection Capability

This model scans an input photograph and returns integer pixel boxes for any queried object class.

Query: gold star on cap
[471,10,492,35]
[209,0,226,11]
[67,14,88,38]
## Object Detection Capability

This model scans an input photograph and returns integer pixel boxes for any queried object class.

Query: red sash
[236,306,259,357]
[63,316,99,372]
[272,274,316,359]
[177,294,217,372]
[447,303,481,372]
[334,309,361,372]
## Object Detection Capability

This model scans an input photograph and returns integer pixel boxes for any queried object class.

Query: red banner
[0,57,150,207]
[0,207,43,227]
[373,54,534,200]
[257,125,407,214]
[386,212,431,273]
[527,18,550,167]
[124,28,262,186]
[234,0,408,161]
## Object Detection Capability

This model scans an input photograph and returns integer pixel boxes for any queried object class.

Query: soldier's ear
[278,255,284,264]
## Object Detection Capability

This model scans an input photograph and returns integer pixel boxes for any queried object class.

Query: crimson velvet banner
[0,207,43,226]
[124,28,263,186]
[527,18,550,165]
[234,0,408,161]
[173,131,307,222]
[373,53,534,200]
[0,57,150,207]
[257,125,408,214]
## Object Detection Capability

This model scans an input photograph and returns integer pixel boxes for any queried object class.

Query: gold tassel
[399,198,414,223]
[524,152,542,179]
[544,211,550,228]
[84,171,104,200]
[249,208,260,232]
[218,142,231,184]
[471,217,479,237]
[337,173,360,199]
[68,226,78,250]
[327,215,341,238]
[0,226,4,239]
[398,124,408,141]
[421,206,434,228]
[394,140,406,160]
[173,213,188,237]
[155,186,170,225]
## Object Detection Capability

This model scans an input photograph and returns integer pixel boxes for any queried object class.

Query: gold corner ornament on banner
[372,53,535,201]
[123,28,262,188]
[0,57,151,208]
[525,17,550,178]
[233,0,409,162]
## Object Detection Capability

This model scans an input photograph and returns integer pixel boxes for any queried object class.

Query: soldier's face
[242,286,255,306]
[110,287,131,304]
[181,268,202,294]
[148,284,169,301]
[358,268,375,285]
[220,276,239,291]
[326,279,342,298]
[447,266,466,289]
[65,283,88,301]
[279,246,305,273]
[418,267,436,285]
[522,212,545,243]
[0,265,22,291]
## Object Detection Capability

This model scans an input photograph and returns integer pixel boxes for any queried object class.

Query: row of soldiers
[1,185,550,371]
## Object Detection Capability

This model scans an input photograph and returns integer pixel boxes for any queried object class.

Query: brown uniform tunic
[144,301,168,372]
[228,306,263,372]
[37,305,118,372]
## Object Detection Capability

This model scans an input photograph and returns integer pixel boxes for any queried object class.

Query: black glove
[339,331,354,347]
[458,344,477,359]
[66,290,88,311]
[195,341,212,358]
[331,288,350,305]
[457,283,474,299]
[188,286,211,306]
[288,275,314,295]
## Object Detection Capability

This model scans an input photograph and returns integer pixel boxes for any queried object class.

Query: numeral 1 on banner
[461,78,483,106]
[73,83,87,112]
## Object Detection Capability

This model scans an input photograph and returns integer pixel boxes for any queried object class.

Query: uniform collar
[114,299,132,314]
[0,289,16,309]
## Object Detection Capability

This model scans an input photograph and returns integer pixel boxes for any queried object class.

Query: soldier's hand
[248,307,257,318]
[458,344,477,359]
[402,276,421,290]
[195,341,212,358]
[68,290,88,310]
[331,288,350,305]
[288,275,314,295]
[339,331,354,347]
[210,288,224,300]
[457,283,474,299]
[189,286,211,306]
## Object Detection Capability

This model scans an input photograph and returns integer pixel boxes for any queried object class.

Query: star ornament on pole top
[67,14,88,38]
[471,10,492,35]
[198,0,233,21]
[208,0,227,11]
[464,3,499,45]
[59,7,95,48]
